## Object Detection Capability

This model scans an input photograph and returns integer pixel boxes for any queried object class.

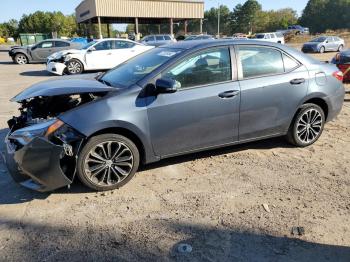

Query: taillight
[332,71,344,82]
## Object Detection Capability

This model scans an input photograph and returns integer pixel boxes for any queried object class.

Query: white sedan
[46,38,154,75]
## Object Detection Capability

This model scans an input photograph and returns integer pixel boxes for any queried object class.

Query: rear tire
[77,134,140,191]
[66,59,84,74]
[319,46,325,53]
[338,45,344,52]
[14,53,28,64]
[287,104,325,147]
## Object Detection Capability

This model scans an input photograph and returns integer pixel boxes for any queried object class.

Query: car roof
[95,38,141,44]
[163,39,320,65]
[163,39,284,50]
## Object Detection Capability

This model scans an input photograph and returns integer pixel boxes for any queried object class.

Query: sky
[0,0,308,23]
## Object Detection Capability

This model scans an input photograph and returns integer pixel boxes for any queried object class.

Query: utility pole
[217,1,220,38]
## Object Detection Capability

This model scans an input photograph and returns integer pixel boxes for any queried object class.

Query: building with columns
[75,0,204,39]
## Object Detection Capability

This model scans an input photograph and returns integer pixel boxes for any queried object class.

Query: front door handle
[218,90,240,99]
[290,78,305,85]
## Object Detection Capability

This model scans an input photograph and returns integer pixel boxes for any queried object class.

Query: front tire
[319,46,325,54]
[287,104,325,147]
[66,59,84,75]
[77,134,140,191]
[14,53,28,64]
[338,45,344,52]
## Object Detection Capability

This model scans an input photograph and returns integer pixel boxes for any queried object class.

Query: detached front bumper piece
[5,135,73,192]
[46,62,66,75]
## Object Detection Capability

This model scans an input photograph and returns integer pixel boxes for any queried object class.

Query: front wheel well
[87,127,146,164]
[303,98,329,120]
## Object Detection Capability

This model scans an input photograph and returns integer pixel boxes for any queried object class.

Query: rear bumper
[46,62,66,75]
[4,135,73,192]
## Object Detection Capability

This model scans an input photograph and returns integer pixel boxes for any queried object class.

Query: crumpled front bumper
[302,45,319,53]
[5,135,73,192]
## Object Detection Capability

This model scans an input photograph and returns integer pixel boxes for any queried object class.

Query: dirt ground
[0,45,349,262]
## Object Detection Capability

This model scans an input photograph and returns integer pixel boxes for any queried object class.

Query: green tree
[299,0,327,33]
[231,0,262,34]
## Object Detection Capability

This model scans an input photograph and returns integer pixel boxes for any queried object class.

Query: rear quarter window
[238,46,284,78]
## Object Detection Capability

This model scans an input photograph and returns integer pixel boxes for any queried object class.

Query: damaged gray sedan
[5,40,345,192]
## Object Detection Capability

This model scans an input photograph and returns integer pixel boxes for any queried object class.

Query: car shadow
[20,70,53,77]
[0,61,15,65]
[0,124,293,204]
[140,136,292,172]
[0,219,349,261]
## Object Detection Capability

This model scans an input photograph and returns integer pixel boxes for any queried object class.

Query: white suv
[253,32,285,44]
[47,38,154,75]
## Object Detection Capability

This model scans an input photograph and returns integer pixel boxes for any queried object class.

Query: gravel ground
[0,45,349,262]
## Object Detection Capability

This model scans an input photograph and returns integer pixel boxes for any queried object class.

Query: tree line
[0,0,350,39]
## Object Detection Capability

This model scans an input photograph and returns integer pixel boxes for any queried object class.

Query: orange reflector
[45,120,64,137]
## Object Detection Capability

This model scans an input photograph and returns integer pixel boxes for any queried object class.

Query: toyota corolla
[5,40,345,192]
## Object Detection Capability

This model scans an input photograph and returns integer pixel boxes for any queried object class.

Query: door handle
[218,90,240,99]
[290,78,305,85]
[107,53,112,55]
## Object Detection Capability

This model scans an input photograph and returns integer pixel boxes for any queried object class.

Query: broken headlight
[9,119,64,145]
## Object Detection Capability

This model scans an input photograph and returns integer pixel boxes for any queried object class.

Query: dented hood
[48,49,85,60]
[11,74,113,102]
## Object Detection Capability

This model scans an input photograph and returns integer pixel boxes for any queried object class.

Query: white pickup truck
[253,32,285,44]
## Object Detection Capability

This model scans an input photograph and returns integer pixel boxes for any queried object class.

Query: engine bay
[8,93,106,132]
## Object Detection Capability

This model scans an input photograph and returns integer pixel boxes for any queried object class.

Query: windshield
[310,37,326,43]
[100,47,183,88]
[81,41,97,50]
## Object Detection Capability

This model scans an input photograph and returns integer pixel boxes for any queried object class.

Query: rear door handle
[218,90,240,99]
[290,78,305,85]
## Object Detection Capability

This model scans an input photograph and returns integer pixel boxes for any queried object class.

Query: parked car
[5,40,345,192]
[287,25,308,35]
[302,36,345,53]
[8,39,81,64]
[331,49,350,82]
[184,35,215,41]
[140,34,176,46]
[223,34,248,40]
[253,33,285,44]
[46,38,154,75]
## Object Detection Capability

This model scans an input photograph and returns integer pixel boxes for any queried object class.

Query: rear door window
[55,41,70,47]
[156,36,164,41]
[237,46,284,78]
[113,41,135,49]
[164,35,171,40]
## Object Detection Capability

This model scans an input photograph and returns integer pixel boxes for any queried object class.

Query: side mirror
[155,78,179,93]
[88,47,96,52]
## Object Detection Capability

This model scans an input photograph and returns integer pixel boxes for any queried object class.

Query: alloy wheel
[84,141,134,186]
[16,54,27,64]
[67,60,82,74]
[296,109,323,144]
